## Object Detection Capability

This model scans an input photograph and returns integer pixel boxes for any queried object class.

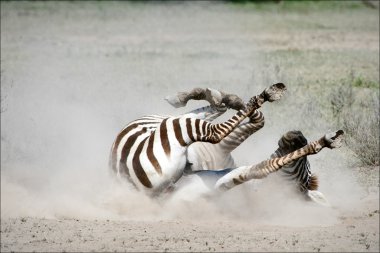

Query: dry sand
[1,1,379,252]
[1,165,378,252]
[1,176,379,252]
[1,203,379,252]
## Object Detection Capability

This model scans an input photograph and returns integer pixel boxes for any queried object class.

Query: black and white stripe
[110,107,257,193]
[110,83,287,195]
[186,110,265,171]
[271,130,319,192]
[214,130,344,192]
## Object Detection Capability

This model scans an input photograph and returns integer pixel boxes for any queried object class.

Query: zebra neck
[270,149,315,192]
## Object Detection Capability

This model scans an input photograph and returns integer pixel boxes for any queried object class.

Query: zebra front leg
[214,130,344,192]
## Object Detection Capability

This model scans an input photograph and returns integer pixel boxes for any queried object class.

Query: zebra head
[271,130,319,193]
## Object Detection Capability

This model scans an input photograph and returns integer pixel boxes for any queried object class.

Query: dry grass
[254,64,379,167]
[329,73,379,166]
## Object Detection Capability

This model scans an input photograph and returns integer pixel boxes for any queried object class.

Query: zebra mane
[308,174,319,191]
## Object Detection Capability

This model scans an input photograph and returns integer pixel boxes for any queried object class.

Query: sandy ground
[1,200,379,253]
[1,1,379,252]
[2,165,378,252]
[1,163,380,253]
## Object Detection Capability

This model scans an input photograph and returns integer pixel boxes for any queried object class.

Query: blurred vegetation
[252,59,379,167]
[328,73,379,166]
[1,0,378,167]
[227,0,378,11]
[351,76,379,89]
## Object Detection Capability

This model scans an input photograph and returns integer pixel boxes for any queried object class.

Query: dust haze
[1,2,366,227]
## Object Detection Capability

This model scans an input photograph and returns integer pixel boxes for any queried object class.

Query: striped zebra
[109,83,286,196]
[109,83,344,203]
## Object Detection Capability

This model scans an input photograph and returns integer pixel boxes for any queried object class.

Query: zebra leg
[217,110,265,153]
[181,106,231,173]
[186,110,265,171]
[204,83,286,144]
[165,87,246,111]
[214,130,344,192]
[174,86,271,172]
[182,105,226,122]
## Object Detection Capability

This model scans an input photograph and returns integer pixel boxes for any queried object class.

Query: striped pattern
[186,110,265,172]
[110,106,258,192]
[271,131,319,192]
[218,110,265,153]
[109,115,166,186]
[279,158,319,192]
[215,134,330,192]
[246,139,325,180]
[110,84,289,194]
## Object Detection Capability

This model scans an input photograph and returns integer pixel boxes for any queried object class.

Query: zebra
[109,84,344,202]
[109,83,286,196]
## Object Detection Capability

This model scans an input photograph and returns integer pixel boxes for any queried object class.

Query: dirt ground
[1,1,379,252]
[1,198,379,252]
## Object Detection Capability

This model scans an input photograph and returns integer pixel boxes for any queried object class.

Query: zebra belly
[153,148,188,190]
[187,142,236,171]
[192,168,234,189]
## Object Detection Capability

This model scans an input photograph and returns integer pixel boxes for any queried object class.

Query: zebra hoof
[264,83,287,102]
[324,130,344,149]
[307,190,330,207]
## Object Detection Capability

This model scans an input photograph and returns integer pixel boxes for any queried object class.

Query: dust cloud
[1,1,366,226]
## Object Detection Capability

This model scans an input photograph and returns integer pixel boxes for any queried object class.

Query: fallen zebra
[109,84,343,204]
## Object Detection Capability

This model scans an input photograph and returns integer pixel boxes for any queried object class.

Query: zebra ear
[307,190,330,207]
